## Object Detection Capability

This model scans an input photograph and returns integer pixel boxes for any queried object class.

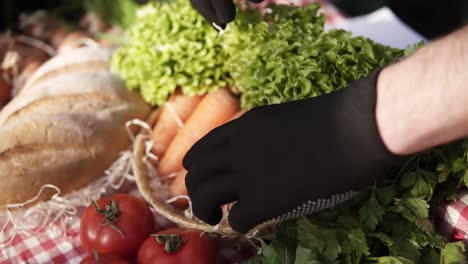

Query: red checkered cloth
[0,185,255,264]
[4,190,468,264]
[1,221,87,264]
[436,189,468,244]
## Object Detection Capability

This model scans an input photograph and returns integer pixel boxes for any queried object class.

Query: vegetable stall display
[111,0,468,263]
[0,0,466,263]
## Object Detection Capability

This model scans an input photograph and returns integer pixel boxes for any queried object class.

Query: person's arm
[377,24,468,155]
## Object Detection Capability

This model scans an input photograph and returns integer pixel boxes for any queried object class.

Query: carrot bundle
[151,91,203,157]
[157,88,240,177]
[229,109,247,121]
[169,169,189,209]
[164,107,248,209]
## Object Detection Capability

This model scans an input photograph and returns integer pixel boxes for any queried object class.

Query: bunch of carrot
[150,88,244,209]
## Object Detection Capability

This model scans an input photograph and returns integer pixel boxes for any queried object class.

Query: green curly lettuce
[112,1,412,108]
[222,3,406,108]
[111,0,229,106]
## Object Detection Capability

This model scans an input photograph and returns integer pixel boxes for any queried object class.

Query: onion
[49,26,70,49]
[57,31,96,54]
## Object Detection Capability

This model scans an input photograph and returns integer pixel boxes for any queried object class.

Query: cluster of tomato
[79,194,216,264]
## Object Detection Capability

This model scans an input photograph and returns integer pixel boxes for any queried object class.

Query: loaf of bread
[0,47,151,208]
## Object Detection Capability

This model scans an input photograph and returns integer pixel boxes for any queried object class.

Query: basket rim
[132,108,277,238]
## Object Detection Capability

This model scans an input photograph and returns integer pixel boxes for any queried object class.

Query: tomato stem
[93,249,100,264]
[151,234,185,253]
[92,200,124,238]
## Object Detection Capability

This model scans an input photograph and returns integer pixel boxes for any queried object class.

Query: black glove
[189,0,263,29]
[183,70,401,233]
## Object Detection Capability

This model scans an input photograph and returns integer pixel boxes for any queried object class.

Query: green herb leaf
[372,256,415,264]
[436,163,450,183]
[389,239,421,263]
[376,186,397,206]
[297,218,341,260]
[440,242,466,264]
[371,232,393,246]
[462,169,468,187]
[259,239,296,264]
[400,171,418,189]
[420,248,440,264]
[392,197,429,221]
[340,229,369,258]
[452,158,465,172]
[359,189,384,231]
[409,173,433,199]
[294,246,339,264]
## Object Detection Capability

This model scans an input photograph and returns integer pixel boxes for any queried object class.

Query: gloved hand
[183,70,402,233]
[189,0,263,29]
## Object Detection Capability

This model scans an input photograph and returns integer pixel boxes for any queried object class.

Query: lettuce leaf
[111,0,229,105]
[112,2,410,107]
[222,3,405,108]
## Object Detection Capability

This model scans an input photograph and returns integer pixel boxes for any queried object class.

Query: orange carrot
[169,169,189,210]
[228,109,248,121]
[167,109,248,208]
[151,91,203,157]
[158,88,240,177]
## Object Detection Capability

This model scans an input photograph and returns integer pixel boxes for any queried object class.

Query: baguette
[0,47,151,208]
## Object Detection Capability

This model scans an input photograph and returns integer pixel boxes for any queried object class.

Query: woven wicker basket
[132,109,277,238]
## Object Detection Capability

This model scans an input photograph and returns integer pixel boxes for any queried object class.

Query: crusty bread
[0,47,151,208]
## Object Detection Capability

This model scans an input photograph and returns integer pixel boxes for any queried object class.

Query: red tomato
[137,229,216,264]
[80,194,155,260]
[80,253,130,264]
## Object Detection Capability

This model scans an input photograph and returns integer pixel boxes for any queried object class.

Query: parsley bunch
[251,141,468,263]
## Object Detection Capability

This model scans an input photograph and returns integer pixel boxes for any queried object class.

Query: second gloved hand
[190,0,263,29]
[183,70,401,233]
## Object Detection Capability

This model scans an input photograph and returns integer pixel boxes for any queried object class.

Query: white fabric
[327,7,427,49]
